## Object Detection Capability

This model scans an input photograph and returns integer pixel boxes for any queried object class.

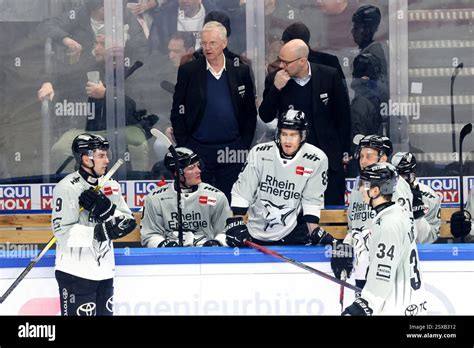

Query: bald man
[259,39,351,207]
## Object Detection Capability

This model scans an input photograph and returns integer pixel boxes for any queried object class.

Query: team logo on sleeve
[102,186,119,196]
[295,166,313,177]
[199,196,217,206]
[261,199,295,230]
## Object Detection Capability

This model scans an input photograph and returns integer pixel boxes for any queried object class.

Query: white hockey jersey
[140,183,231,247]
[231,141,328,241]
[345,175,413,280]
[52,172,133,281]
[415,181,441,244]
[360,203,427,315]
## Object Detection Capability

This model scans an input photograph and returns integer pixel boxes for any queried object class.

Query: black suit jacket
[171,56,257,149]
[259,63,351,171]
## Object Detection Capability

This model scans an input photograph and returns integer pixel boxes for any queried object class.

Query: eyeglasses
[200,41,220,49]
[278,56,303,67]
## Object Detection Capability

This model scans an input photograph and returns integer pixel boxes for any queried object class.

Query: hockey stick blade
[245,240,361,292]
[0,159,125,304]
[451,62,464,82]
[460,123,472,141]
[151,128,172,148]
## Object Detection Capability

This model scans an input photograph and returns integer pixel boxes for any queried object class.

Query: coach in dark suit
[171,21,257,201]
[259,39,351,206]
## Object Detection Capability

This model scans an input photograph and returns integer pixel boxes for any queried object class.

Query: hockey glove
[450,210,472,238]
[94,215,137,242]
[158,239,179,247]
[411,186,425,219]
[309,226,334,245]
[331,240,354,279]
[342,297,373,316]
[202,239,222,247]
[225,217,251,247]
[79,187,116,222]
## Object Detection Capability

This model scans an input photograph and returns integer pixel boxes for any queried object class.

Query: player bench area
[0,208,457,245]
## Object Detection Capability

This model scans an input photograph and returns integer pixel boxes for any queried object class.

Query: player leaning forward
[225,109,334,246]
[141,148,231,247]
[343,163,427,315]
[52,134,136,316]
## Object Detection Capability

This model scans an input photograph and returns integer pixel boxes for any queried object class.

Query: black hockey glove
[411,186,425,219]
[94,215,137,242]
[225,217,251,247]
[342,297,373,316]
[158,239,179,247]
[450,210,472,238]
[331,240,354,279]
[79,187,116,222]
[202,239,223,247]
[309,226,334,245]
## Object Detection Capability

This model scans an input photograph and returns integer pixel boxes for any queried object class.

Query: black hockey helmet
[392,151,417,184]
[276,107,308,136]
[72,133,109,164]
[164,147,201,175]
[359,162,398,195]
[352,53,381,80]
[354,134,393,159]
[352,5,381,30]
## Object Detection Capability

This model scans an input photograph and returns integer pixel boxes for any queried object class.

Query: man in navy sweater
[171,21,257,202]
[259,39,351,206]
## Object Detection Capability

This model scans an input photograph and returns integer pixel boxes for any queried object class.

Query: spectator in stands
[149,0,216,53]
[170,21,257,202]
[141,147,231,247]
[259,39,351,206]
[38,34,153,173]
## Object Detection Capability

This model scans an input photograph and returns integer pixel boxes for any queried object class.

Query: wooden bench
[0,208,457,245]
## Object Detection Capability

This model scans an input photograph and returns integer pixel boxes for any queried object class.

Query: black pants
[186,138,246,203]
[325,167,346,207]
[56,270,114,316]
[251,218,310,245]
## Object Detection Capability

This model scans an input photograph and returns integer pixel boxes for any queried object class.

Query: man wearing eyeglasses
[171,21,257,202]
[259,39,351,207]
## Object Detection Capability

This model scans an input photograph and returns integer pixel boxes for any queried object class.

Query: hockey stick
[0,159,124,304]
[450,62,464,153]
[244,240,361,292]
[150,128,184,246]
[459,123,472,243]
[339,270,347,313]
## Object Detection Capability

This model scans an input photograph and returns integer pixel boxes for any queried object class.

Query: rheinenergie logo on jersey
[0,185,31,210]
[260,175,301,200]
[168,211,208,230]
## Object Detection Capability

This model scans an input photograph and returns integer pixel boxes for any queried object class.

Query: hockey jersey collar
[372,201,395,215]
[78,166,100,186]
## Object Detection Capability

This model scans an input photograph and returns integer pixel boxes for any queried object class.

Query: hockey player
[331,134,413,289]
[224,108,332,246]
[141,147,231,247]
[392,152,441,243]
[342,163,427,315]
[52,133,137,316]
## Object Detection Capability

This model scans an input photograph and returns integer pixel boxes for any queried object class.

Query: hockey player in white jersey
[52,134,137,316]
[141,147,231,247]
[392,152,441,244]
[225,108,333,246]
[342,163,427,315]
[331,135,413,290]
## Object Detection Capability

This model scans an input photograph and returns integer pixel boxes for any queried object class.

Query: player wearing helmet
[225,108,331,246]
[331,134,413,290]
[52,133,136,316]
[141,147,231,247]
[392,152,441,244]
[342,163,427,315]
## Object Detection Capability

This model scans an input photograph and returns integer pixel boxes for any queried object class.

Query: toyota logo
[405,304,419,316]
[76,302,96,316]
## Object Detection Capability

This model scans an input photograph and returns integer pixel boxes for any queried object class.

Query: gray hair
[201,21,227,41]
